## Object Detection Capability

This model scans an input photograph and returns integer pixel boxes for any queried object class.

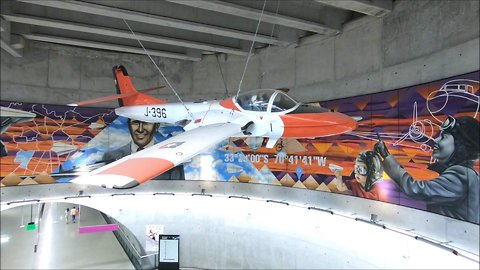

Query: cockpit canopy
[234,89,299,112]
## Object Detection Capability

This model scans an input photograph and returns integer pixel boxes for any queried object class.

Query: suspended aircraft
[69,65,357,189]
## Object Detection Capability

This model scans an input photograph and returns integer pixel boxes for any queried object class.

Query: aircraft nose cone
[114,107,128,116]
[114,106,140,119]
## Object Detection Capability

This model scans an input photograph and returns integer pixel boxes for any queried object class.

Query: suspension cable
[215,54,229,99]
[234,0,268,101]
[122,18,194,120]
[260,0,280,88]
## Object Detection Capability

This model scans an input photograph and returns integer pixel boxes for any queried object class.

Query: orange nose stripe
[219,98,240,111]
[280,112,357,137]
[99,158,175,184]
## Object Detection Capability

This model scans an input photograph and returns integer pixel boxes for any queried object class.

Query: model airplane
[70,65,357,189]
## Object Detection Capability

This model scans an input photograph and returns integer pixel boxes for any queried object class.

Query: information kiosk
[158,235,180,270]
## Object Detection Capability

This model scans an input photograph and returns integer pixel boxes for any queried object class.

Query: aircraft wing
[71,123,243,189]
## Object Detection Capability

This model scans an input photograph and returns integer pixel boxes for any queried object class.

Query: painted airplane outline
[395,79,479,151]
[347,79,479,153]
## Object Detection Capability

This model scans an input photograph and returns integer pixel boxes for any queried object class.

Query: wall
[1,182,478,269]
[2,68,479,223]
[1,1,479,267]
[0,41,193,107]
[191,0,480,102]
[1,0,479,105]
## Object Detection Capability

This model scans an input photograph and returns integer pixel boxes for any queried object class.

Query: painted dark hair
[444,116,479,167]
[356,150,383,191]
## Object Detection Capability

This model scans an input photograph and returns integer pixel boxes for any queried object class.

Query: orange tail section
[113,65,167,106]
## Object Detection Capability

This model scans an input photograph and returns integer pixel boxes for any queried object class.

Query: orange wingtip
[98,157,175,184]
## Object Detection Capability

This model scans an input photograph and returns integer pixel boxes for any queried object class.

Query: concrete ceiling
[1,0,392,61]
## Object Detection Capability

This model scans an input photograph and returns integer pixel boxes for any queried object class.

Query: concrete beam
[2,14,248,56]
[0,17,8,33]
[313,0,392,17]
[17,0,291,46]
[22,33,202,61]
[186,48,202,59]
[1,17,10,43]
[166,0,340,35]
[10,34,25,49]
[0,17,22,57]
[0,39,22,57]
[276,26,299,46]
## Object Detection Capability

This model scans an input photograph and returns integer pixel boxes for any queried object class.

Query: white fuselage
[114,101,285,139]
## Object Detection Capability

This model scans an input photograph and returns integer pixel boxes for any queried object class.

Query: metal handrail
[115,220,157,259]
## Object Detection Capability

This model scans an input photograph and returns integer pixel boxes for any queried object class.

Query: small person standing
[70,207,78,223]
[65,208,70,224]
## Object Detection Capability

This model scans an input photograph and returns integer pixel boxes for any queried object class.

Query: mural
[52,116,185,182]
[0,103,116,184]
[1,71,478,224]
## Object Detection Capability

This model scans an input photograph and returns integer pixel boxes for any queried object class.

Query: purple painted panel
[79,224,118,234]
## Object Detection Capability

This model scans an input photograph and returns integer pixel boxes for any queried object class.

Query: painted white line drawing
[395,79,479,151]
[393,102,437,152]
[3,102,114,174]
[349,79,479,152]
[427,79,479,122]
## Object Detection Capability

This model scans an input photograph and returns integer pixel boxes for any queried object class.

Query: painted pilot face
[354,160,367,187]
[128,120,158,148]
[432,132,455,163]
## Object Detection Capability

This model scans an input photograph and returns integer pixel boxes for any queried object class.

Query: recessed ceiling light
[1,235,10,243]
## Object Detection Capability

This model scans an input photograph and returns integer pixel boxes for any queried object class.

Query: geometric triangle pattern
[338,144,357,156]
[311,143,333,155]
[355,99,370,111]
[386,93,399,108]
[416,84,439,101]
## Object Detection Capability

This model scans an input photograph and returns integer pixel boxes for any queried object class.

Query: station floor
[1,202,135,269]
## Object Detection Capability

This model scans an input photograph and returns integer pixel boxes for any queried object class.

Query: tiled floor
[1,202,135,269]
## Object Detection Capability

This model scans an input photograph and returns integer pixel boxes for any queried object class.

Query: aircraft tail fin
[113,65,167,106]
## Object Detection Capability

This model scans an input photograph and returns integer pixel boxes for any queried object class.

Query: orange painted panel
[281,112,357,138]
[219,98,240,111]
[98,158,175,184]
